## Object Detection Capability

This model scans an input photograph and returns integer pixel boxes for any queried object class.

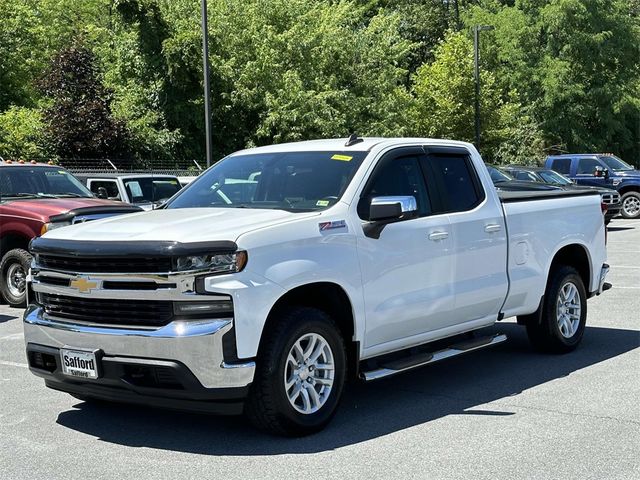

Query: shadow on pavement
[56,323,639,455]
[0,313,17,323]
[608,226,635,232]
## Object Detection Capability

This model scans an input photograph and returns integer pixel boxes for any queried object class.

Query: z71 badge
[319,220,346,231]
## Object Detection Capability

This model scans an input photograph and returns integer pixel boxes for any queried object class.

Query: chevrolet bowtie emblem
[69,277,99,293]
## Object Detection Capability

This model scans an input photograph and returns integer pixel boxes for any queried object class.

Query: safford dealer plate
[60,348,99,379]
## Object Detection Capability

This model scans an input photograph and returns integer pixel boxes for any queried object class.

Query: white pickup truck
[24,137,610,436]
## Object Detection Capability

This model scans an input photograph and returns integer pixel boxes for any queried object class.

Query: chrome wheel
[556,281,581,338]
[284,333,335,415]
[622,195,640,217]
[6,263,26,298]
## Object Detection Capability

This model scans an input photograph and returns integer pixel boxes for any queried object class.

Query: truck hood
[43,207,320,243]
[614,169,640,178]
[1,197,137,221]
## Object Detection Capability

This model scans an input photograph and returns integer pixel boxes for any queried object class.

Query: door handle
[485,224,502,233]
[428,231,449,241]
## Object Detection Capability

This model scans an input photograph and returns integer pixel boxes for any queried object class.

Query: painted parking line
[0,360,28,368]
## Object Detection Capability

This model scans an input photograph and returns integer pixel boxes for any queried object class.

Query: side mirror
[362,196,417,239]
[593,166,610,179]
[369,196,418,221]
[96,187,108,199]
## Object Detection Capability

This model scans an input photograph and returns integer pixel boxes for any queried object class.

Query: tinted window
[123,178,181,204]
[359,155,430,218]
[90,180,120,199]
[576,158,603,175]
[551,158,572,174]
[0,167,92,198]
[599,155,633,171]
[486,165,512,183]
[168,151,367,211]
[512,170,540,182]
[427,154,484,213]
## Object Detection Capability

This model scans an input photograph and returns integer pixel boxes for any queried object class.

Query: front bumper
[23,305,255,414]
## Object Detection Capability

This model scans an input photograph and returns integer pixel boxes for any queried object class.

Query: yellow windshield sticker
[331,154,352,162]
[316,200,330,207]
[58,170,66,174]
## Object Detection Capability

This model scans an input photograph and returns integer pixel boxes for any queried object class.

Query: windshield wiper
[3,192,57,198]
[54,192,88,198]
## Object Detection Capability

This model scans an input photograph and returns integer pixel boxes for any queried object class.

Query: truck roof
[229,137,474,155]
[73,173,180,180]
[0,160,59,167]
[546,153,613,158]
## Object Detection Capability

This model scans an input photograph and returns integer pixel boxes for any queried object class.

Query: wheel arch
[618,184,640,196]
[0,232,31,258]
[261,282,359,378]
[547,243,592,293]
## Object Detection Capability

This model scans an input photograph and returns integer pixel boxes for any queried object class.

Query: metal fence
[51,158,206,177]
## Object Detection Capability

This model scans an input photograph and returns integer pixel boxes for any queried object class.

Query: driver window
[359,155,430,219]
[576,158,603,175]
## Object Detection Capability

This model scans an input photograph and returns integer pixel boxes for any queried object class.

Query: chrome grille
[601,192,620,205]
[37,292,174,327]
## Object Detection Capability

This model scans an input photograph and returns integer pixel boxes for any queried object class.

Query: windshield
[0,166,92,199]
[538,169,573,185]
[486,165,513,183]
[123,177,181,204]
[167,151,367,211]
[599,155,634,171]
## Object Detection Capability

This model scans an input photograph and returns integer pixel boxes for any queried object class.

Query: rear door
[422,146,508,328]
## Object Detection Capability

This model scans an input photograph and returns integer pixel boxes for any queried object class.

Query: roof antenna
[344,133,364,147]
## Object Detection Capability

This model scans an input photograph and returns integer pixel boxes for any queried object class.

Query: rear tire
[245,306,346,436]
[0,248,32,307]
[525,265,587,353]
[620,191,640,219]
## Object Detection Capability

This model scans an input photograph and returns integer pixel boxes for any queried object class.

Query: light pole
[473,25,494,152]
[201,0,213,168]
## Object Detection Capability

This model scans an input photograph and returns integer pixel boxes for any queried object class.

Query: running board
[360,333,507,381]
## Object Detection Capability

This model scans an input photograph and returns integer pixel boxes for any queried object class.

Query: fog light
[173,300,233,316]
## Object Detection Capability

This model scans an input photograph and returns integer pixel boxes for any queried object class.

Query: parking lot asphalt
[1,219,639,480]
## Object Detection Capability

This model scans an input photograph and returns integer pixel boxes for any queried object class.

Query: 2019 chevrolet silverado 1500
[24,138,610,436]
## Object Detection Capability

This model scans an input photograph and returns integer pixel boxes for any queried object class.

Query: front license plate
[60,348,99,379]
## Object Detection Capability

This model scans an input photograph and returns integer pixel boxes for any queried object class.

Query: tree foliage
[38,42,129,159]
[0,0,638,165]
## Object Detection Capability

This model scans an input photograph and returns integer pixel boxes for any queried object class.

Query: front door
[356,147,454,352]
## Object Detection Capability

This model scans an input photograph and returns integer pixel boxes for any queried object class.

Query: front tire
[0,248,32,307]
[245,307,346,436]
[525,265,587,353]
[620,191,640,219]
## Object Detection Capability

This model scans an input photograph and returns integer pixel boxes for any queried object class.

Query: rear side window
[551,158,572,174]
[425,153,484,213]
[576,158,603,175]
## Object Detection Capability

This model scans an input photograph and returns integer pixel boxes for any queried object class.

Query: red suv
[0,161,141,306]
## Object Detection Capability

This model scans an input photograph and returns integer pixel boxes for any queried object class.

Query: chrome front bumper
[23,305,255,389]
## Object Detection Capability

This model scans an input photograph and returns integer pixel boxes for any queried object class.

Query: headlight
[40,221,72,235]
[173,251,248,274]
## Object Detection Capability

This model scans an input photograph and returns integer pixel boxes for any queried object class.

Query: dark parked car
[502,165,621,224]
[485,165,561,192]
[544,153,640,219]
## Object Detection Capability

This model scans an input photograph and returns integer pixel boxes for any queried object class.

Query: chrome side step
[360,333,507,381]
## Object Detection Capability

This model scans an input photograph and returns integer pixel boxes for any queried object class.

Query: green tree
[38,42,129,159]
[0,106,46,159]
